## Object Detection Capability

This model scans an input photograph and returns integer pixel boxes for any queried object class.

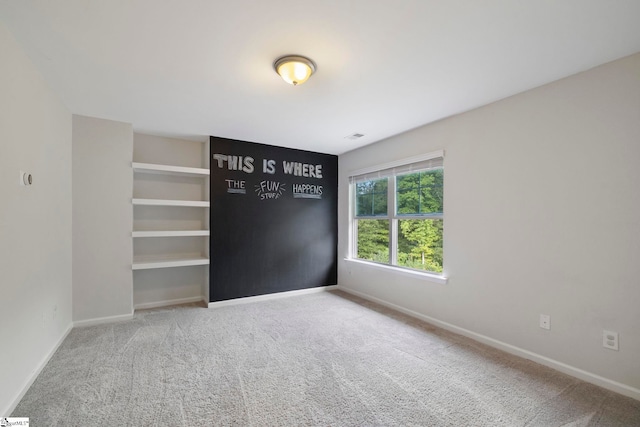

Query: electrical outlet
[603,330,619,351]
[539,314,550,330]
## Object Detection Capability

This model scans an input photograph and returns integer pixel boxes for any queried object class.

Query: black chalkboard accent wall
[209,136,338,302]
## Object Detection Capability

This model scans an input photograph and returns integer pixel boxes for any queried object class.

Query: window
[350,151,444,275]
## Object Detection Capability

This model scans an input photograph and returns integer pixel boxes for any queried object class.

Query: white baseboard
[337,285,640,402]
[73,312,134,328]
[134,296,204,311]
[208,285,338,308]
[3,323,73,416]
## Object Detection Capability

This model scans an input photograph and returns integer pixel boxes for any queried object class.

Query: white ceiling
[2,1,640,155]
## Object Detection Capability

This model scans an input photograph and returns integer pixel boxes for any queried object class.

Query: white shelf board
[132,230,210,238]
[132,162,210,177]
[132,198,210,207]
[132,255,210,270]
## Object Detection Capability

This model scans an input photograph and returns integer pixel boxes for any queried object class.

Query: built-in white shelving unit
[132,162,210,177]
[132,198,210,207]
[132,255,210,270]
[132,230,210,238]
[131,134,209,309]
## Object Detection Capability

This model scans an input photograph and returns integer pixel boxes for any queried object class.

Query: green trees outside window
[355,179,387,216]
[397,219,443,272]
[397,169,443,272]
[355,178,390,263]
[354,167,443,274]
[396,169,443,215]
[356,219,389,263]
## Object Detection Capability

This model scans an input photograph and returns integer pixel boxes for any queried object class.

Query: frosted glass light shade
[274,55,316,85]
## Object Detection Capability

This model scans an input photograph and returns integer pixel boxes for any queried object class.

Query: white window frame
[348,150,447,284]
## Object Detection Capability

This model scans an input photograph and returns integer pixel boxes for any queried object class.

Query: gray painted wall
[0,23,72,415]
[72,115,133,322]
[338,53,640,395]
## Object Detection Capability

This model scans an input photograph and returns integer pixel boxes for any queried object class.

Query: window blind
[350,156,443,184]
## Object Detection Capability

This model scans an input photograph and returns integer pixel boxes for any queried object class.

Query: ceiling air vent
[345,133,365,140]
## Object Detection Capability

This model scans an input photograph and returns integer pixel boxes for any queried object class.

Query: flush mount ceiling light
[273,55,316,86]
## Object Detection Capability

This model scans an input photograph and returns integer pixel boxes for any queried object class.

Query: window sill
[344,258,448,284]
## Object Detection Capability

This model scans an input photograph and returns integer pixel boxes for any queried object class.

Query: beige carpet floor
[13,290,640,426]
